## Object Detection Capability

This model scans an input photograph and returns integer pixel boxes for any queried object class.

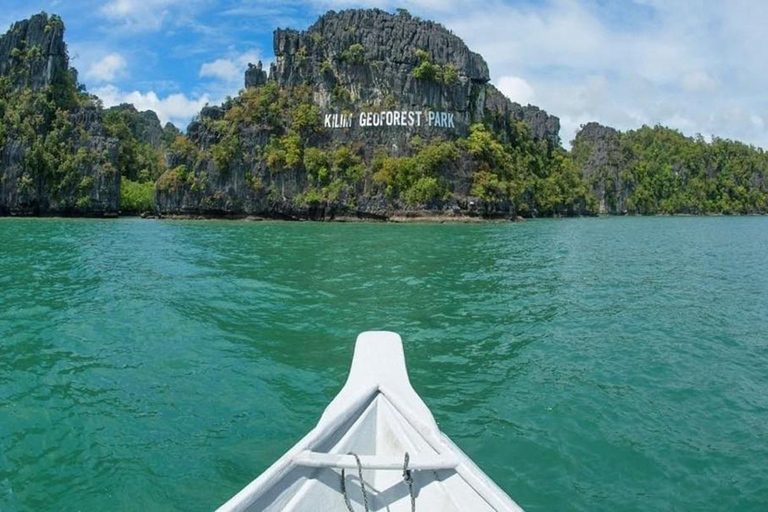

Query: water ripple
[1,217,768,510]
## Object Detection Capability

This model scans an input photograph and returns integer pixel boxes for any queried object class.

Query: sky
[2,0,768,148]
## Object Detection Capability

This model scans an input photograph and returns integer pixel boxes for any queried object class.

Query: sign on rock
[324,110,456,129]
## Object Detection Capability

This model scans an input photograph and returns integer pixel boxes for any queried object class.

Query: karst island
[1,9,767,220]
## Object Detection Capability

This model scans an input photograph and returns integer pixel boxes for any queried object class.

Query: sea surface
[1,216,767,511]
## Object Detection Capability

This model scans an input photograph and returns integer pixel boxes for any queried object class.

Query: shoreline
[1,212,766,222]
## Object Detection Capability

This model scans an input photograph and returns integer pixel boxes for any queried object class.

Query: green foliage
[383,95,397,109]
[412,60,441,82]
[170,135,201,163]
[304,147,330,183]
[121,178,155,212]
[104,108,165,182]
[442,64,460,86]
[78,175,94,191]
[0,14,171,214]
[372,140,457,203]
[297,145,364,201]
[332,85,352,105]
[162,123,180,147]
[8,35,754,220]
[283,133,303,170]
[211,134,239,173]
[414,49,430,62]
[223,83,318,137]
[411,50,459,86]
[0,79,118,211]
[75,195,91,209]
[157,165,196,192]
[460,122,599,216]
[332,145,365,182]
[340,43,366,65]
[464,124,509,170]
[471,170,505,202]
[264,136,286,173]
[403,176,446,204]
[226,82,283,127]
[245,172,264,192]
[296,46,308,66]
[573,124,768,215]
[291,103,322,133]
[44,14,64,34]
[320,59,334,75]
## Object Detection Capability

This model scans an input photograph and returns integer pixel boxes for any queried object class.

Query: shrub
[413,60,441,82]
[443,64,460,86]
[404,177,445,205]
[340,43,365,65]
[157,165,192,192]
[292,103,321,133]
[121,178,155,212]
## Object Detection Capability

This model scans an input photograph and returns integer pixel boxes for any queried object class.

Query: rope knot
[402,452,413,484]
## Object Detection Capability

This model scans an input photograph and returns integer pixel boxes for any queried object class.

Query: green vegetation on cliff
[412,50,459,86]
[3,10,768,219]
[155,80,768,219]
[573,124,768,215]
[120,179,154,213]
[152,77,597,217]
[103,107,165,182]
[0,69,117,213]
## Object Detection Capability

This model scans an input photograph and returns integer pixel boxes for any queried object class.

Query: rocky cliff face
[572,122,631,214]
[270,9,559,146]
[105,104,165,148]
[155,9,566,218]
[0,106,121,216]
[0,13,121,216]
[484,84,560,146]
[0,13,70,92]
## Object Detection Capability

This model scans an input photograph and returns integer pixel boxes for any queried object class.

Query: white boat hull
[218,332,524,511]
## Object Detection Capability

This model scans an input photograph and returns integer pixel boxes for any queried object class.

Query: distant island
[1,10,766,220]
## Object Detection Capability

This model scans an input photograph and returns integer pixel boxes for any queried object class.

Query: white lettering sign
[323,110,455,130]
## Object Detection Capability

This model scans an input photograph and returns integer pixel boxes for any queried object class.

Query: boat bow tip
[318,331,439,432]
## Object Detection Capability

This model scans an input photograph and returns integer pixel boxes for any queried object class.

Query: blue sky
[3,0,768,148]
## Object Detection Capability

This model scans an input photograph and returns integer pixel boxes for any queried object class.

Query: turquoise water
[1,217,767,511]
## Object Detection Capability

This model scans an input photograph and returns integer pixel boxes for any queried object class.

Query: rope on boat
[403,452,416,512]
[341,452,370,512]
[339,451,417,512]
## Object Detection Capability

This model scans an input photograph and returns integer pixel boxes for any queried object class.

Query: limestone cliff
[0,13,70,92]
[105,104,165,148]
[269,9,559,146]
[0,13,120,216]
[572,122,632,214]
[155,9,571,219]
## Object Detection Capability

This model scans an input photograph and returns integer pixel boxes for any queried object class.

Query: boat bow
[217,331,524,512]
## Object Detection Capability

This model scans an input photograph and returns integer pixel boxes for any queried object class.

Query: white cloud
[99,0,185,31]
[199,51,261,84]
[496,76,535,105]
[93,84,210,128]
[200,58,240,83]
[682,71,719,93]
[84,53,128,82]
[432,0,768,148]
